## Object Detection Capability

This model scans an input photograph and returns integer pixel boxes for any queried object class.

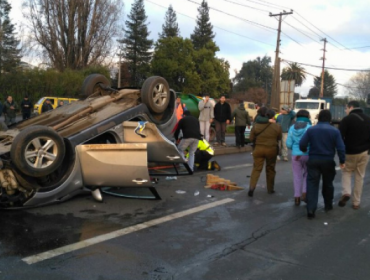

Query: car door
[76,121,191,189]
[76,143,154,188]
[122,121,192,177]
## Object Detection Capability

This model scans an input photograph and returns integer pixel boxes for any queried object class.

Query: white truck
[293,98,331,125]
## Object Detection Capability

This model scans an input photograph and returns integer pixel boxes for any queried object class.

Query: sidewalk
[212,135,253,155]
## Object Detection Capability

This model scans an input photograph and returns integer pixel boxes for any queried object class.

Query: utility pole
[269,10,293,110]
[319,38,327,98]
[118,47,122,88]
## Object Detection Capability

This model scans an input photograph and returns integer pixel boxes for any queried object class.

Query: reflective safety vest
[198,139,214,156]
[176,103,184,121]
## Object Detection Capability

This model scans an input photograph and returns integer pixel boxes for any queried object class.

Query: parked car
[34,97,79,114]
[0,75,191,209]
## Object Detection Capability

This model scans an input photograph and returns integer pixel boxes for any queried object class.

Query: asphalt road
[0,151,370,280]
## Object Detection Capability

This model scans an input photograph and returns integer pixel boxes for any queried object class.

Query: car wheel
[209,126,216,141]
[10,125,66,178]
[81,74,111,97]
[141,76,170,114]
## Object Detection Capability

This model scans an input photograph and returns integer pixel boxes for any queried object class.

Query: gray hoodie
[198,99,214,121]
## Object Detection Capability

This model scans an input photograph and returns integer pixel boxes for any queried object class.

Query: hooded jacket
[286,117,311,156]
[231,104,251,126]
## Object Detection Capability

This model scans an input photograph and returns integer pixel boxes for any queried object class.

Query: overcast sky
[10,0,370,97]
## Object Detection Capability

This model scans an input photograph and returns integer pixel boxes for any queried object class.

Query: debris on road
[204,174,243,191]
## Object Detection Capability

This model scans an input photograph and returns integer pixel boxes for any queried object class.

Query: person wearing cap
[276,105,296,161]
[174,110,202,172]
[3,95,18,125]
[41,99,54,113]
[299,110,345,220]
[198,93,214,142]
[21,95,33,120]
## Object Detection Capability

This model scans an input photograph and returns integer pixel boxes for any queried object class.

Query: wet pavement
[1,150,370,279]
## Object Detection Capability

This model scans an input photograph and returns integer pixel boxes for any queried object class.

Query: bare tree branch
[23,0,123,71]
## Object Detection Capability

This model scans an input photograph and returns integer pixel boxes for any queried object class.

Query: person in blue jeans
[286,109,311,206]
[299,110,345,220]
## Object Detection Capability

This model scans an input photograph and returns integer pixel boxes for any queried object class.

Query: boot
[295,197,301,206]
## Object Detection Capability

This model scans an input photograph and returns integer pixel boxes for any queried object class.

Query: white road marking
[223,163,253,170]
[22,198,235,265]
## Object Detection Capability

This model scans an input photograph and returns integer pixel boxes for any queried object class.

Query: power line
[243,0,290,10]
[291,15,324,40]
[145,0,274,46]
[283,21,321,44]
[222,0,270,13]
[185,0,276,32]
[295,11,351,51]
[282,59,370,72]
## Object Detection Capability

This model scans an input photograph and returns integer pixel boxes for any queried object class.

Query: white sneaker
[277,156,281,161]
[283,157,288,161]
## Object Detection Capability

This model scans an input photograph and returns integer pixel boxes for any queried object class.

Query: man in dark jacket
[3,95,18,125]
[231,101,251,148]
[213,95,231,146]
[174,110,202,172]
[338,101,370,209]
[21,96,33,120]
[300,110,345,220]
[41,99,54,113]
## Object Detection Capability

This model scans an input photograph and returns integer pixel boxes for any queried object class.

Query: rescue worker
[175,96,187,121]
[194,138,221,171]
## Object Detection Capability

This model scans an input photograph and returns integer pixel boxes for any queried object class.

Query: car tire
[81,74,111,97]
[10,125,66,178]
[141,76,170,114]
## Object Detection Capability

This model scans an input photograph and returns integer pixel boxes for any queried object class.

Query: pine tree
[159,5,180,39]
[121,0,153,86]
[0,0,21,77]
[190,0,215,50]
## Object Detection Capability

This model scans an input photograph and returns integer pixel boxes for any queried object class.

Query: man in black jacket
[174,110,202,172]
[338,100,370,209]
[21,96,33,120]
[213,95,231,146]
[41,99,53,113]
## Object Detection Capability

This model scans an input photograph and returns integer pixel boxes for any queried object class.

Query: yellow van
[34,97,78,114]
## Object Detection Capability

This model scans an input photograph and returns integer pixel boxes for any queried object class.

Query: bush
[226,125,235,133]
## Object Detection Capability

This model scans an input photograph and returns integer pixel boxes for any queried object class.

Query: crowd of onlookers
[0,95,65,130]
[173,95,370,220]
[249,101,370,220]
